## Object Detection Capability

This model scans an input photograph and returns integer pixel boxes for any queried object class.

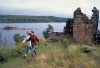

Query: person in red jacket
[31,31,40,45]
[27,31,40,58]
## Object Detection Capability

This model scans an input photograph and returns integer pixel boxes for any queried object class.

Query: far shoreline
[0,22,66,23]
[0,26,31,30]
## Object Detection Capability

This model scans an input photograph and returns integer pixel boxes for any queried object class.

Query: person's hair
[31,31,34,34]
[27,32,31,35]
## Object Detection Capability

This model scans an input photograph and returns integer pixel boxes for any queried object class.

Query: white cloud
[0,0,100,18]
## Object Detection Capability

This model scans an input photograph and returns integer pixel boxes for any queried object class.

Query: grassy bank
[1,41,100,68]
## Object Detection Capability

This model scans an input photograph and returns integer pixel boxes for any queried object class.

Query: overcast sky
[0,0,100,18]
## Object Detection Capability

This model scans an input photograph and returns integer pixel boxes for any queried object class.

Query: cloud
[0,0,100,18]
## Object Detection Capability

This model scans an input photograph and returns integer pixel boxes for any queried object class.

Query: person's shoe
[23,54,27,59]
[25,54,27,56]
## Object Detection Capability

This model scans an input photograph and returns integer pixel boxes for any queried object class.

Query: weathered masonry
[64,7,99,45]
[50,7,99,45]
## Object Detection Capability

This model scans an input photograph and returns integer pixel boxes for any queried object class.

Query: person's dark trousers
[32,44,37,57]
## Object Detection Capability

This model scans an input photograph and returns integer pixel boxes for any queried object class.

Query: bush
[0,51,8,63]
[3,26,13,30]
[0,44,4,51]
[0,43,26,63]
[13,34,24,44]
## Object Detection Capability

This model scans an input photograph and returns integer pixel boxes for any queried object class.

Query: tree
[43,24,54,39]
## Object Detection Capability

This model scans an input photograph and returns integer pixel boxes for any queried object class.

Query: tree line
[0,15,67,23]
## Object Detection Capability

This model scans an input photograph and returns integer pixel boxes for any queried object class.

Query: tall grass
[29,45,98,68]
[1,38,100,68]
[0,44,3,50]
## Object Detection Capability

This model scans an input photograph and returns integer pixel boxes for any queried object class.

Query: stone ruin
[49,7,99,45]
[64,7,99,45]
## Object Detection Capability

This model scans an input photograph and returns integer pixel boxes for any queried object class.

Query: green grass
[0,44,4,50]
[1,43,100,68]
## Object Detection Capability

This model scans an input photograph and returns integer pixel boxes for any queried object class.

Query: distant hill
[0,15,67,23]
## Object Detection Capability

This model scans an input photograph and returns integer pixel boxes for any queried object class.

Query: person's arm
[22,36,27,43]
[26,36,31,41]
[23,36,30,43]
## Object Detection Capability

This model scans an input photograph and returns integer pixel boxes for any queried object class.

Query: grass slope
[1,43,100,68]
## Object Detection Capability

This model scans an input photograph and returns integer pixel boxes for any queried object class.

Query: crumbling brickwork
[73,7,99,44]
[49,7,99,45]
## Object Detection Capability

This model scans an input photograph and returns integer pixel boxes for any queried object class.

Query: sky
[0,0,100,18]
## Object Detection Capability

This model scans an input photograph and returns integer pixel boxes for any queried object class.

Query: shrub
[0,44,4,51]
[0,43,26,63]
[13,34,24,44]
[3,26,13,30]
[0,51,8,62]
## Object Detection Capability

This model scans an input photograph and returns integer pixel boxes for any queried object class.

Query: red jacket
[27,35,39,45]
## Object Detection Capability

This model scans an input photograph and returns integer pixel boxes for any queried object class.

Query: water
[0,22,100,48]
[0,22,66,48]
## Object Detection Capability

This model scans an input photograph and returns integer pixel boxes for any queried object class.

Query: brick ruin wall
[73,7,99,44]
[73,21,96,44]
[49,7,99,45]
